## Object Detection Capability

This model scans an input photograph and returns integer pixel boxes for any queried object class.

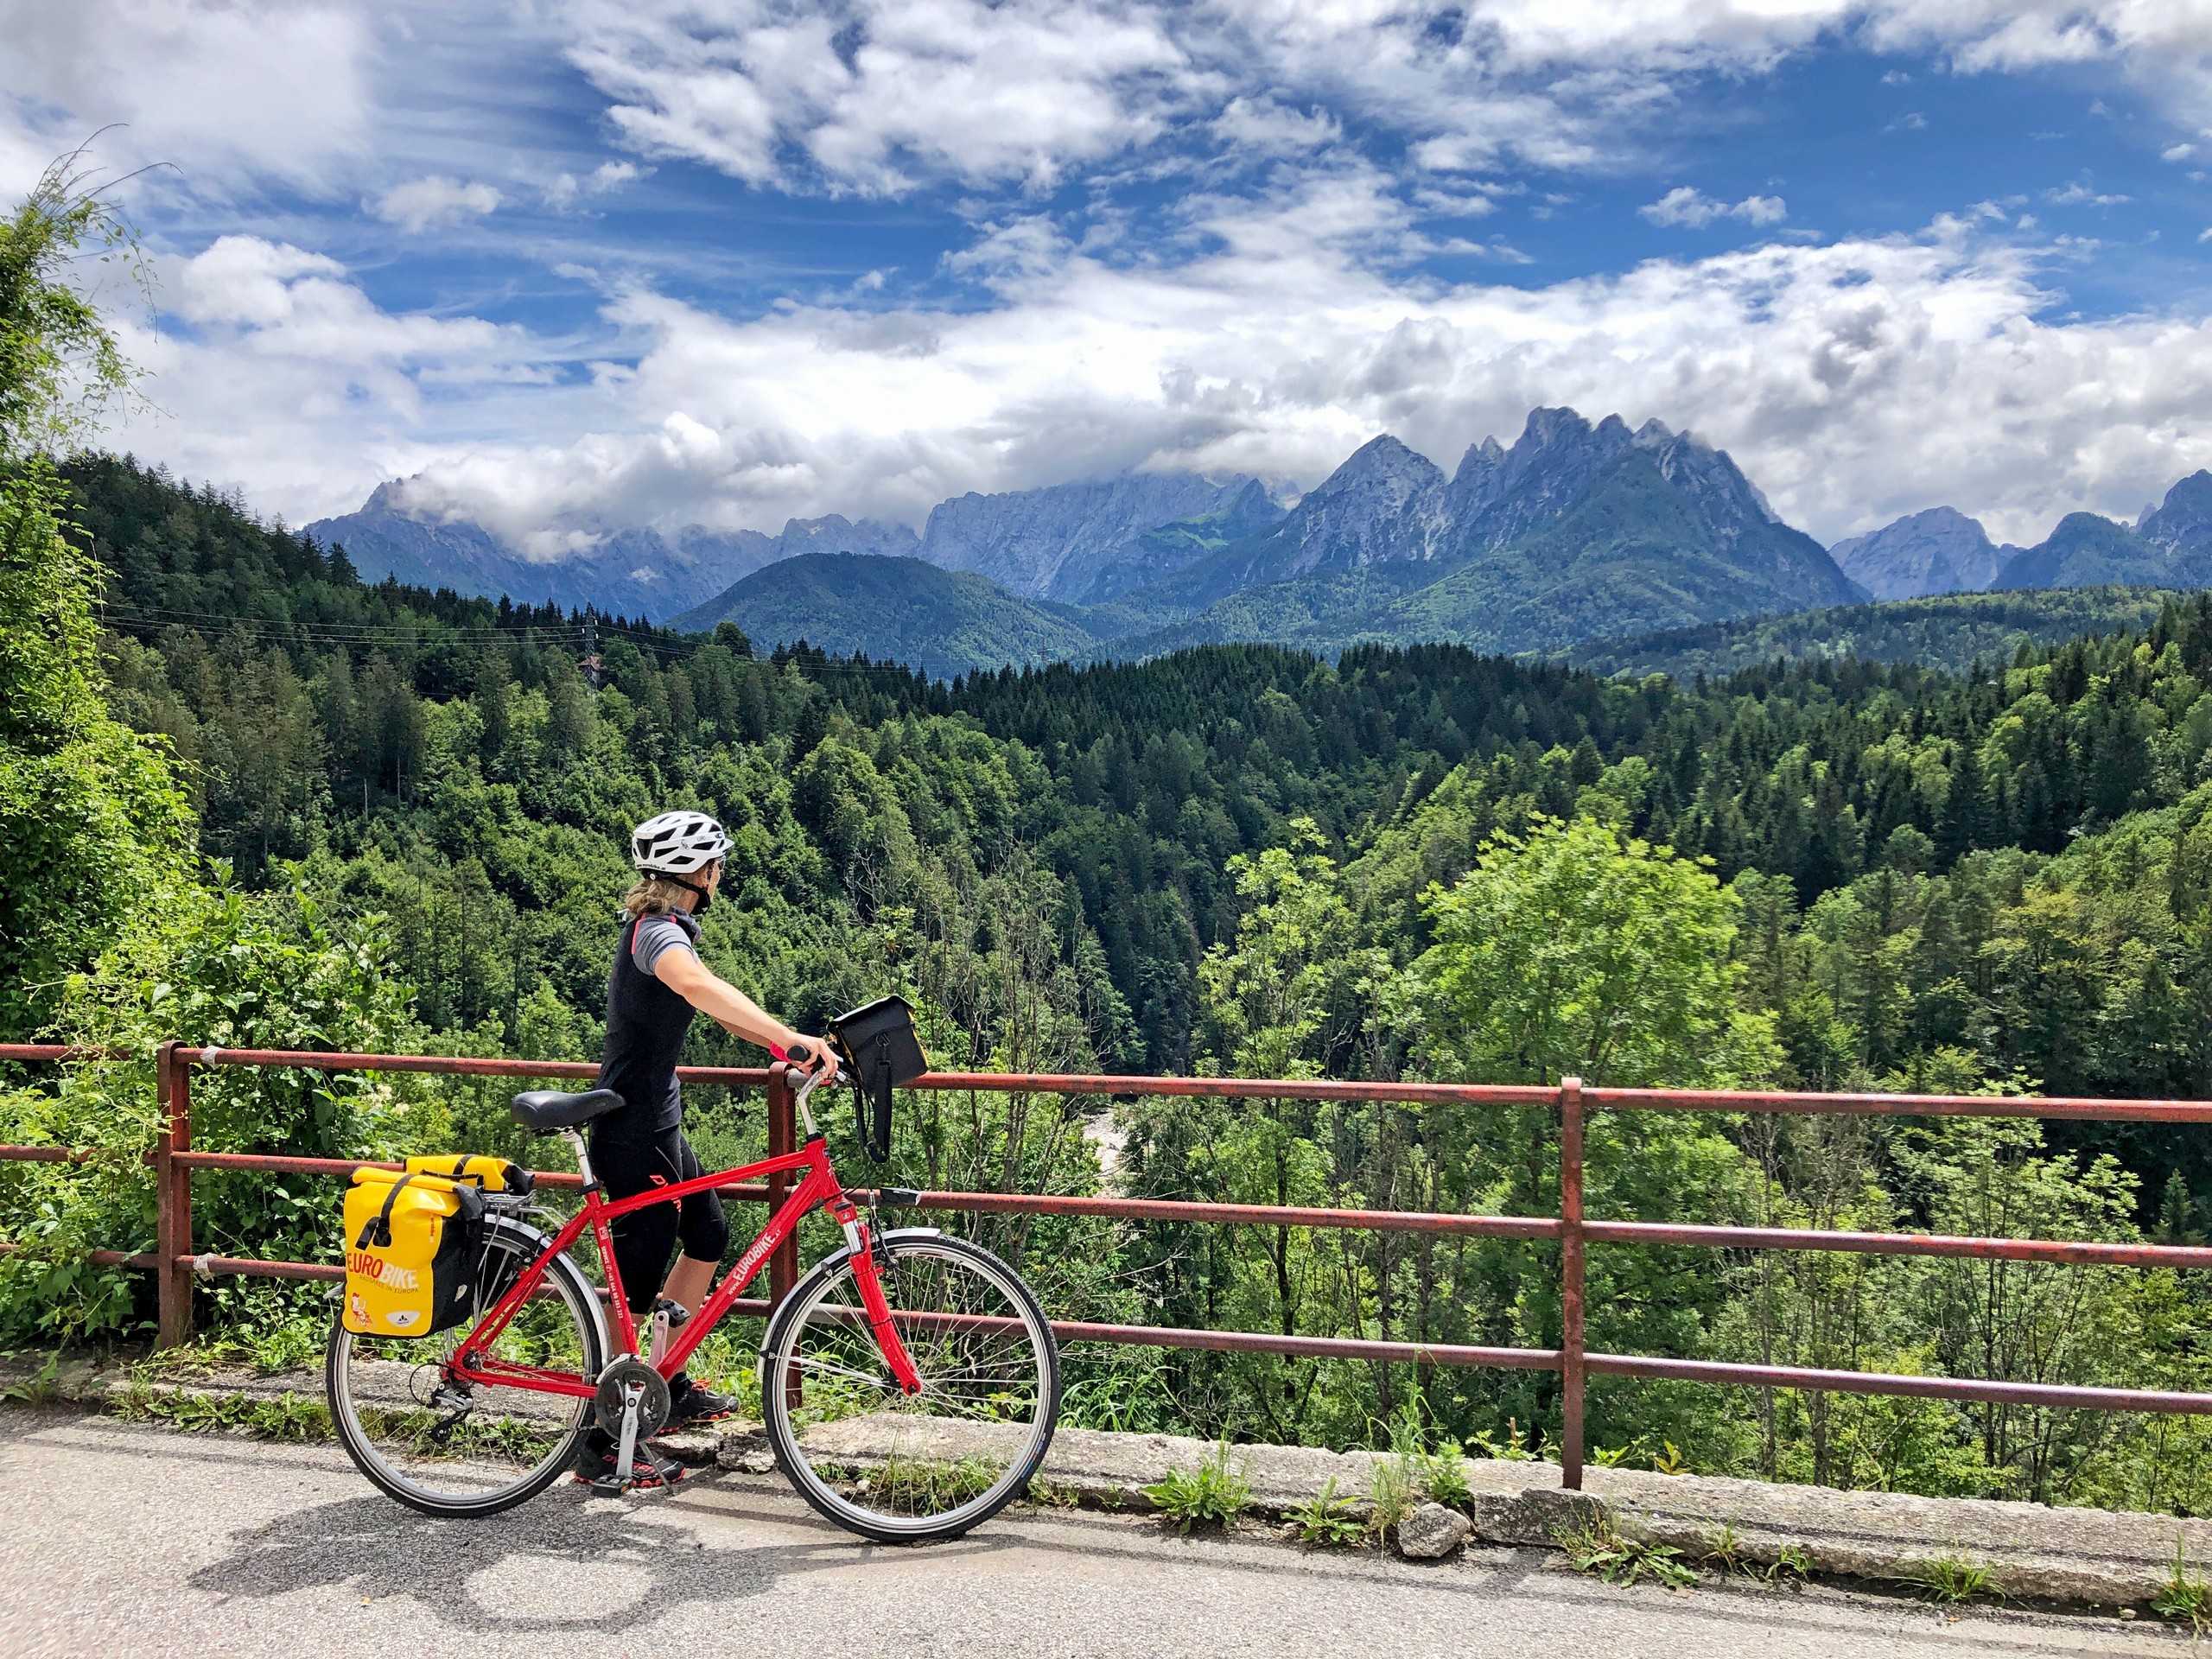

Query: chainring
[593,1357,673,1439]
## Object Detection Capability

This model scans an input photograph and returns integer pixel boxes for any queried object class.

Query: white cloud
[561,0,1195,194]
[0,0,374,200]
[373,175,502,232]
[1640,188,1788,228]
[547,2,2212,195]
[111,235,563,524]
[1213,97,1341,156]
[2046,181,2133,206]
[544,159,645,210]
[2165,142,2197,160]
[118,191,2212,557]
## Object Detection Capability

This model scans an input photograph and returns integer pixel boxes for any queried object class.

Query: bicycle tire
[327,1215,607,1517]
[760,1230,1060,1544]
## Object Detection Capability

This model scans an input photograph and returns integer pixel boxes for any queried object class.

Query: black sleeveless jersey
[592,910,699,1144]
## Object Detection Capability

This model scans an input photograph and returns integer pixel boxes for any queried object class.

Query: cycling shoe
[664,1373,741,1425]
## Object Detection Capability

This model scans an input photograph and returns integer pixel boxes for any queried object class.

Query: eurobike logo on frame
[732,1231,776,1287]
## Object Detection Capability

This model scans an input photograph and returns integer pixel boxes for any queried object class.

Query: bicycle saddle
[509,1088,625,1132]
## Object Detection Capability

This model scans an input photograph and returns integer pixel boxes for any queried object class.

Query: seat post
[563,1129,598,1194]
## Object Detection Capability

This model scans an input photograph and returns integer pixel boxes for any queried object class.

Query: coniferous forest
[18,448,2212,1516]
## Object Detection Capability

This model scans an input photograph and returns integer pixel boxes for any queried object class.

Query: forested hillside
[1569,587,2182,679]
[23,450,2212,1512]
[55,448,2212,1117]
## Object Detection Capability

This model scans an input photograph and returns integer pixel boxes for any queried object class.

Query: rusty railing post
[766,1062,798,1308]
[1560,1074,1586,1490]
[154,1042,195,1348]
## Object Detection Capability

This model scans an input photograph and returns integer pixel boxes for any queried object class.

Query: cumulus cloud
[18,0,2212,568]
[111,235,563,524]
[372,175,502,232]
[550,1,2212,194]
[2045,181,2133,206]
[544,159,645,210]
[0,0,373,200]
[1639,188,1787,228]
[561,0,1193,194]
[128,186,2212,552]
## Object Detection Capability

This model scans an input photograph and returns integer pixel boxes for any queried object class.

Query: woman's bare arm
[654,949,827,1071]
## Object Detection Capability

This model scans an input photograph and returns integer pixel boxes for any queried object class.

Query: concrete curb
[795,1414,2209,1610]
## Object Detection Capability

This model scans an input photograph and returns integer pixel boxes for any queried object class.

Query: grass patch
[1144,1440,1251,1534]
[1287,1478,1368,1548]
[858,1454,1001,1514]
[1467,1417,1545,1463]
[1,1350,63,1404]
[1026,1475,1081,1508]
[1701,1525,1815,1587]
[2152,1538,2212,1634]
[1556,1513,1698,1590]
[109,1373,566,1465]
[1900,1553,1998,1605]
[110,1376,333,1441]
[357,1406,563,1464]
[1366,1448,1420,1535]
[1766,1542,1812,1586]
[1365,1402,1481,1537]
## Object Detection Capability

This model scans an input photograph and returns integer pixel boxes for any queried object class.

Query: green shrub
[1556,1514,1698,1589]
[2152,1539,2211,1633]
[1287,1477,1366,1547]
[1144,1440,1250,1533]
[1901,1554,1997,1604]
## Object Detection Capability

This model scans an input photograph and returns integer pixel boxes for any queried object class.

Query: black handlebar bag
[828,995,929,1162]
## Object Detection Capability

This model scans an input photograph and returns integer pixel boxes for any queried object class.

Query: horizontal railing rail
[7,1039,2212,1488]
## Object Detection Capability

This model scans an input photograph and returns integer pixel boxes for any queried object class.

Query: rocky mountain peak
[918,470,1262,601]
[1310,434,1446,498]
[2140,471,2212,553]
[1452,405,1637,552]
[1221,433,1453,580]
[1829,506,2005,600]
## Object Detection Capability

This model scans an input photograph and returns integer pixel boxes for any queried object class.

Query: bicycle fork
[833,1200,923,1396]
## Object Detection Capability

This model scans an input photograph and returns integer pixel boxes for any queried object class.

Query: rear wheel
[760,1230,1059,1543]
[327,1216,606,1516]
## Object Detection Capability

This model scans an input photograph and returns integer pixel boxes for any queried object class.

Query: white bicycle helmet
[630,810,732,875]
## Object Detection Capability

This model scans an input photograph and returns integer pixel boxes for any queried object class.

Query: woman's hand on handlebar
[779,1033,836,1084]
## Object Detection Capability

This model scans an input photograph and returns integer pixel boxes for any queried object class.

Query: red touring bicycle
[325,1065,1061,1541]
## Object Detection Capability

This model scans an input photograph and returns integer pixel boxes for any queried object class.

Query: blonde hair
[621,875,694,919]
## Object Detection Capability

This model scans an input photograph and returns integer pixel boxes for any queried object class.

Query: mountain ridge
[671,552,1104,678]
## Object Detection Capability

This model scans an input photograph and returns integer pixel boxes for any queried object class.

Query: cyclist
[576,808,834,1491]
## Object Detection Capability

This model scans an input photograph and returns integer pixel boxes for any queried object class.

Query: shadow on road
[186,1472,1013,1635]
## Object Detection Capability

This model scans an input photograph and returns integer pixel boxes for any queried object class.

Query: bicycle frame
[447,1126,922,1402]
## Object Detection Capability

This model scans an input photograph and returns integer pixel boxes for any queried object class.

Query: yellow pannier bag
[404,1153,535,1194]
[341,1169,486,1338]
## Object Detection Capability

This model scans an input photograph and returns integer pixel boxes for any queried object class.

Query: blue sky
[7,2,2212,550]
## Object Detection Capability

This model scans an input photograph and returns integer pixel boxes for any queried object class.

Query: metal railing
[8,1039,2212,1491]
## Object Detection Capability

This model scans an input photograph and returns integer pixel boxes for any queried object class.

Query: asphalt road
[0,1406,2188,1659]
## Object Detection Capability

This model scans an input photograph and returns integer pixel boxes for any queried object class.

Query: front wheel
[760,1230,1060,1542]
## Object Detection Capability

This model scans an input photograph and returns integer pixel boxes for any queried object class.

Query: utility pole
[582,615,603,690]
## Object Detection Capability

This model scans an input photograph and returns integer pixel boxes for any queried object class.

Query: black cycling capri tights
[590,1127,730,1313]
